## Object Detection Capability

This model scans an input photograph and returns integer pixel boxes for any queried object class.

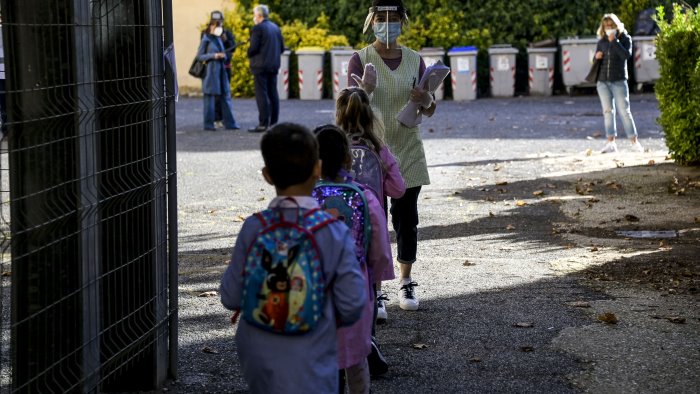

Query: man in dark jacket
[247,4,284,133]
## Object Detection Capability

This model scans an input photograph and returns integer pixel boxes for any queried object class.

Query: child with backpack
[335,86,406,324]
[220,123,367,394]
[312,125,393,394]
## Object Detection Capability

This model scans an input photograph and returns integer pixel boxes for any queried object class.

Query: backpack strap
[304,208,337,232]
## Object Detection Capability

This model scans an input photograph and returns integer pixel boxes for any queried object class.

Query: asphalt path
[171,93,699,393]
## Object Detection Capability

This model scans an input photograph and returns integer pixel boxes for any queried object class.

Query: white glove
[350,63,377,95]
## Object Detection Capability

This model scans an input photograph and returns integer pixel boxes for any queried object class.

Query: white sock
[400,277,412,285]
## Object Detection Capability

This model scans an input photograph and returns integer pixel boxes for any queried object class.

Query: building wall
[173,0,231,93]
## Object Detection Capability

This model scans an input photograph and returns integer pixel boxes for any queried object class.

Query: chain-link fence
[0,0,178,392]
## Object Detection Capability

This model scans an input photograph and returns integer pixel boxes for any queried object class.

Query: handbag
[188,58,207,79]
[585,58,601,83]
[188,40,209,79]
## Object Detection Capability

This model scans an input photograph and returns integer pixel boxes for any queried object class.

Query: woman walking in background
[594,13,643,154]
[197,16,239,131]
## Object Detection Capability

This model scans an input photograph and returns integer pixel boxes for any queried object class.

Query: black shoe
[367,337,388,376]
[226,125,241,130]
[247,125,267,133]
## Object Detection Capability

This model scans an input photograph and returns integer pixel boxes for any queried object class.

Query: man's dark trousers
[253,71,279,128]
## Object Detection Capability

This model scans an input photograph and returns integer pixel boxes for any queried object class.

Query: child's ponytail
[336,87,384,154]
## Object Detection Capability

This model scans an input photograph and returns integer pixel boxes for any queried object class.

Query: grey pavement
[171,94,699,393]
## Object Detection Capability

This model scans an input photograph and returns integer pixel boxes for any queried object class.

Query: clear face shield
[363,5,408,49]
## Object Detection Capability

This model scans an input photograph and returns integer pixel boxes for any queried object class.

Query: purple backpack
[312,180,371,266]
[350,140,385,209]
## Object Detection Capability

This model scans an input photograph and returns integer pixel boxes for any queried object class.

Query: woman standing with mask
[594,13,643,153]
[347,0,436,316]
[197,17,240,131]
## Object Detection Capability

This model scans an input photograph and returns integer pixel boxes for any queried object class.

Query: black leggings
[390,186,421,264]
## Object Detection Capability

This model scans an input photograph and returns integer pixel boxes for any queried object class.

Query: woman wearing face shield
[594,13,643,154]
[196,16,240,131]
[348,0,436,315]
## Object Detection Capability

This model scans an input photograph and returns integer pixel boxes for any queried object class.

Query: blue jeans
[596,80,637,139]
[203,94,238,130]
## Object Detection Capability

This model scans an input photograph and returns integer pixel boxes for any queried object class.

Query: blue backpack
[240,206,335,335]
[312,180,371,267]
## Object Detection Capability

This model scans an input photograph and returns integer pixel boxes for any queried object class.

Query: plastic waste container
[277,49,291,100]
[559,37,599,94]
[632,36,659,91]
[447,46,478,101]
[330,47,355,100]
[488,45,518,97]
[296,47,325,100]
[526,47,556,96]
[419,47,446,100]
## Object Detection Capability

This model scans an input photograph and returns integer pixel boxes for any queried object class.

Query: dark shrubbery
[655,4,700,165]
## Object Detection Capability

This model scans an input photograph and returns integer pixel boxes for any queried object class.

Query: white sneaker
[601,141,618,154]
[398,280,419,311]
[631,140,644,153]
[376,292,388,323]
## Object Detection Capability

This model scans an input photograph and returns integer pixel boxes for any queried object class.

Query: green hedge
[223,0,699,97]
[655,4,700,165]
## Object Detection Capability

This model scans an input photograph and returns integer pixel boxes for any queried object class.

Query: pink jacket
[379,145,406,200]
[337,186,391,368]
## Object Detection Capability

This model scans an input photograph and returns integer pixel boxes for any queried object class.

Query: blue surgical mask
[373,22,401,44]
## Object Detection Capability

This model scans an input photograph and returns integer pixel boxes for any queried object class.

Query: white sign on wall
[497,56,510,71]
[341,61,349,76]
[535,55,548,69]
[457,57,470,72]
[642,44,656,60]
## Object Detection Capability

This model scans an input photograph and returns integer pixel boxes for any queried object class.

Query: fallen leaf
[520,346,534,352]
[695,217,700,224]
[208,209,216,214]
[1,271,10,277]
[462,260,476,267]
[506,224,515,230]
[428,128,435,133]
[588,197,600,203]
[597,312,619,324]
[566,301,591,308]
[496,181,508,186]
[615,161,625,168]
[590,246,599,252]
[516,200,527,207]
[493,164,502,171]
[412,343,428,349]
[513,322,534,328]
[647,160,655,166]
[585,148,593,156]
[489,211,495,217]
[233,215,246,222]
[257,197,266,201]
[469,357,482,363]
[665,316,686,324]
[202,346,219,354]
[454,191,461,195]
[545,183,557,189]
[592,131,603,138]
[533,190,544,196]
[198,291,218,297]
[624,214,640,222]
[659,240,666,248]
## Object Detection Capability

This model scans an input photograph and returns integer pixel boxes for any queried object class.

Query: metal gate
[0,0,178,392]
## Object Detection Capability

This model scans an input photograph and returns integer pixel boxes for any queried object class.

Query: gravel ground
[170,94,699,393]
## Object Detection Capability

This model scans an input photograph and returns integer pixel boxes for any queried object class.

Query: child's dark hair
[261,123,319,190]
[313,124,350,180]
[335,86,383,154]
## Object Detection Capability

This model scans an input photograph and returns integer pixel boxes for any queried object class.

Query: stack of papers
[396,61,451,127]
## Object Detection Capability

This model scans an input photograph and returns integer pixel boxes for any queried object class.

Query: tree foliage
[655,4,700,164]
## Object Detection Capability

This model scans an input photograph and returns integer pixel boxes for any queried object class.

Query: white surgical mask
[373,22,401,44]
[605,28,616,36]
[214,26,223,36]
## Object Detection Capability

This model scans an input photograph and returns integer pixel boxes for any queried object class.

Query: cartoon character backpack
[240,203,335,335]
[350,139,385,209]
[312,175,372,266]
